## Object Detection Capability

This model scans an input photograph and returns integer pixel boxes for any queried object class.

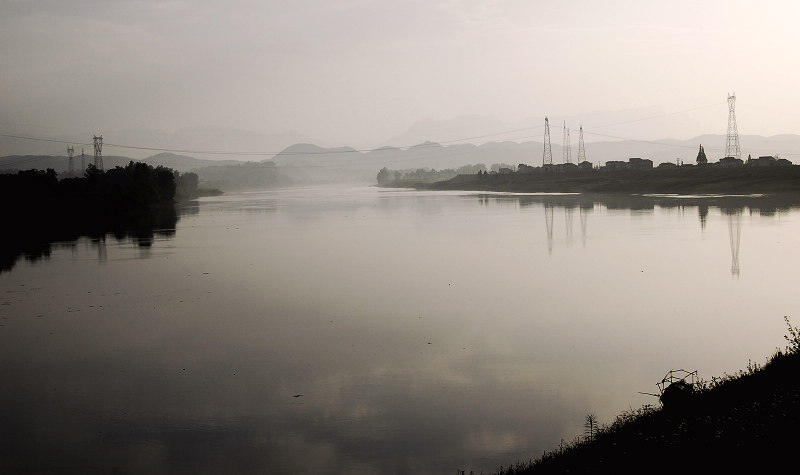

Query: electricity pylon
[565,128,572,164]
[725,93,741,160]
[577,125,586,164]
[67,146,74,175]
[93,135,103,170]
[543,117,553,166]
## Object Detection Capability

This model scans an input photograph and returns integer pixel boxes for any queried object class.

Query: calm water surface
[2,186,799,474]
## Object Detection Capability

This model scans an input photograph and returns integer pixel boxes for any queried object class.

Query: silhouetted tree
[696,144,707,164]
[175,171,200,199]
[376,167,392,185]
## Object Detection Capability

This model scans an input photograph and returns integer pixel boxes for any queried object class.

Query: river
[2,185,799,474]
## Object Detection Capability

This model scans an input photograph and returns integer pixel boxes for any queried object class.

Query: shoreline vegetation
[0,163,219,272]
[381,165,800,196]
[485,317,800,474]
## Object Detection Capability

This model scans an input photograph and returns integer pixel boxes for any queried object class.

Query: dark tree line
[377,164,488,185]
[1,161,188,211]
[0,162,193,272]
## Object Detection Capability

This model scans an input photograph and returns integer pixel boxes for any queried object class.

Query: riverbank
[493,319,800,474]
[391,166,800,195]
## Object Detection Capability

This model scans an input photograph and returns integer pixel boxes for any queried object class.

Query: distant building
[776,158,793,167]
[604,160,627,171]
[628,157,653,170]
[657,162,678,169]
[578,161,593,171]
[718,156,744,167]
[747,155,776,167]
[518,163,536,174]
[498,167,513,174]
[603,158,653,170]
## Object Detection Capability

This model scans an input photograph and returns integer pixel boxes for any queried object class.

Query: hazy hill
[382,107,707,148]
[268,143,362,166]
[141,152,246,173]
[265,143,376,183]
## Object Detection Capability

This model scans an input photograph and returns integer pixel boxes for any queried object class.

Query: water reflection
[564,206,574,246]
[544,203,554,255]
[487,193,800,277]
[699,204,709,231]
[579,204,591,248]
[724,208,743,277]
[3,187,800,474]
[0,204,179,273]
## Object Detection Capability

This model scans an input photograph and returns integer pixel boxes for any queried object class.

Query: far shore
[384,166,800,195]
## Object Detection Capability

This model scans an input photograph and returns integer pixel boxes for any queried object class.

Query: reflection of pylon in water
[564,207,574,245]
[579,204,591,247]
[727,209,742,277]
[545,204,554,255]
[698,205,709,232]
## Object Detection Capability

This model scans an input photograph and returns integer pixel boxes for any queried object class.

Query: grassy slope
[496,349,800,475]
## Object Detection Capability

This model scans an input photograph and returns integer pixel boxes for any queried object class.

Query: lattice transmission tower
[725,93,741,160]
[543,117,553,166]
[93,135,103,170]
[81,148,85,171]
[562,121,569,164]
[67,146,74,175]
[565,127,572,164]
[577,125,586,164]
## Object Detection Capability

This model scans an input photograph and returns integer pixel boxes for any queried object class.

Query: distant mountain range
[265,134,800,172]
[381,107,707,147]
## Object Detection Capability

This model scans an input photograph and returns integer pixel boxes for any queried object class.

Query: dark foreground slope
[414,166,800,195]
[498,349,800,475]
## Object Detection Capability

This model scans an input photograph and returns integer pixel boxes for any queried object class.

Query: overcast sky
[2,0,800,149]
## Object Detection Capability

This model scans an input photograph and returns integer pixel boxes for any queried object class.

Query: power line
[0,101,767,159]
[584,102,725,130]
[0,132,92,147]
[1,130,545,157]
[580,129,727,153]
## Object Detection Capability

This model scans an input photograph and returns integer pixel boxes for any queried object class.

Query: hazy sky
[3,0,800,148]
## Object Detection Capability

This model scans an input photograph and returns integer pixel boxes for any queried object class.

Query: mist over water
[2,186,799,474]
